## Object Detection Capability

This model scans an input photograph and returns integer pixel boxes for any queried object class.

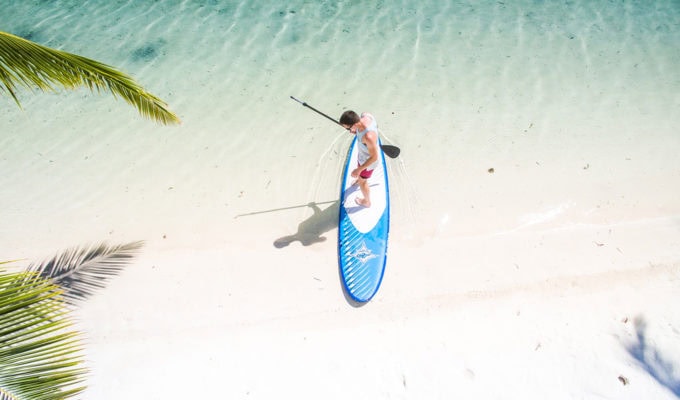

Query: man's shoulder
[360,112,376,124]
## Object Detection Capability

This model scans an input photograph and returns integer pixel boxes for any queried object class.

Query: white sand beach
[1,1,679,398]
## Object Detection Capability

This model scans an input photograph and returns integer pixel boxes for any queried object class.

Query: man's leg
[356,177,371,207]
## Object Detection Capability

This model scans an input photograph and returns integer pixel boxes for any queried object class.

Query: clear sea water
[1,0,679,252]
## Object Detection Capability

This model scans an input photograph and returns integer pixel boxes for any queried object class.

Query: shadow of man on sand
[274,201,340,248]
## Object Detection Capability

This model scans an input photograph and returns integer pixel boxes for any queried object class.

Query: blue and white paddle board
[338,136,390,303]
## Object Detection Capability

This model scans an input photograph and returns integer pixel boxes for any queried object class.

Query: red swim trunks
[358,163,374,179]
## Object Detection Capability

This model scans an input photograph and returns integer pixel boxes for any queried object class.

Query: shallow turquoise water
[4,0,679,130]
[1,0,679,251]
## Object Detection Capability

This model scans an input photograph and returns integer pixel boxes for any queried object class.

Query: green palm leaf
[26,241,144,305]
[0,270,86,400]
[0,31,180,125]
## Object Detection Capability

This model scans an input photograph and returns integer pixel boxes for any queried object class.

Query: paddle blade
[380,144,400,158]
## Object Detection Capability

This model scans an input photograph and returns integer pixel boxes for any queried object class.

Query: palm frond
[0,270,87,400]
[26,241,144,305]
[0,31,180,125]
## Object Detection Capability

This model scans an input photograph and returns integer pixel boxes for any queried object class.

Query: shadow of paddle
[274,201,340,248]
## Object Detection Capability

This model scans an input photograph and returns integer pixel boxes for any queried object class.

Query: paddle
[290,96,401,158]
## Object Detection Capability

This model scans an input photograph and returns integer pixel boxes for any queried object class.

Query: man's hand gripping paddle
[290,96,401,159]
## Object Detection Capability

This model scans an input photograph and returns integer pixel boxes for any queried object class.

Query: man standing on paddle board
[339,110,379,208]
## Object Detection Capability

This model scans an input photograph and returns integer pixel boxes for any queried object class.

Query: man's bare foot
[355,197,371,208]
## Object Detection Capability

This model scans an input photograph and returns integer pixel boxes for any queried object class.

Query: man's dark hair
[339,110,360,126]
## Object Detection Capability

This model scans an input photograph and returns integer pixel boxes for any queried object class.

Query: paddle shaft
[290,96,347,128]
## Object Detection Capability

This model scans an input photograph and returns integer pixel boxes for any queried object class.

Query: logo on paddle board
[350,242,378,264]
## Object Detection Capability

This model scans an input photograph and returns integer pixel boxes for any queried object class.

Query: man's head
[339,110,360,132]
